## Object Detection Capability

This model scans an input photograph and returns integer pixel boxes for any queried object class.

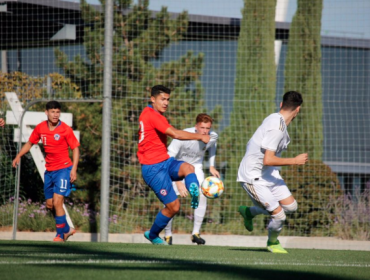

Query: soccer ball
[201,176,224,199]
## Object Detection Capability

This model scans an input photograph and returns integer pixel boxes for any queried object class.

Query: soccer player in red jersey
[12,101,80,242]
[138,85,211,245]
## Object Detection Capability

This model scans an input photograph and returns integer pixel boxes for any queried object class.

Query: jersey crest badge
[160,189,167,196]
[54,134,60,141]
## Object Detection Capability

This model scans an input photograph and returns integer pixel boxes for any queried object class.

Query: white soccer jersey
[237,113,290,183]
[167,127,218,168]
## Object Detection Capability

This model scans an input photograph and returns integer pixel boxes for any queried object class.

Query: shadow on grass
[0,241,366,280]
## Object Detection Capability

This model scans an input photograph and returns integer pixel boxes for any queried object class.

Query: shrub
[280,160,342,236]
[0,198,116,233]
[327,184,370,240]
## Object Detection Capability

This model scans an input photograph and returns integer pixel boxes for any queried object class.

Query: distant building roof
[1,0,369,49]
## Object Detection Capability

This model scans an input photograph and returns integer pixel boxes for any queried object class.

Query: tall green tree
[284,0,323,160]
[54,0,208,230]
[219,0,277,221]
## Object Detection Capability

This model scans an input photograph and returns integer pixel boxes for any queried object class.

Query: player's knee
[52,197,64,209]
[46,203,53,211]
[281,200,298,214]
[45,199,53,210]
[181,162,195,176]
[169,204,180,215]
[167,201,180,215]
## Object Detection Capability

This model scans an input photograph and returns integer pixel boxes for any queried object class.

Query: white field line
[0,259,369,267]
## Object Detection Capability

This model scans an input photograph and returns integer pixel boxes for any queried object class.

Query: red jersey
[137,105,172,165]
[29,121,80,171]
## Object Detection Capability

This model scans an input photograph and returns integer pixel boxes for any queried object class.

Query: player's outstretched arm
[12,141,33,168]
[264,150,308,166]
[70,147,79,183]
[0,118,5,127]
[165,126,210,144]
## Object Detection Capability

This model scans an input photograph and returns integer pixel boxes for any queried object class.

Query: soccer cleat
[144,231,168,245]
[267,240,288,254]
[191,233,206,245]
[53,234,64,242]
[189,183,200,209]
[163,236,173,245]
[238,206,254,232]
[64,227,76,241]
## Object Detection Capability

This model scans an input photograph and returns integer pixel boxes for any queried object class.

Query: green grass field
[0,240,369,280]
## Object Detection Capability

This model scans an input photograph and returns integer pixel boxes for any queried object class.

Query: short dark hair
[151,85,171,97]
[281,91,303,111]
[46,100,61,110]
[196,113,213,124]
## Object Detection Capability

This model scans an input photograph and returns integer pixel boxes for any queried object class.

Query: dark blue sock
[55,215,70,236]
[149,211,171,239]
[184,173,199,191]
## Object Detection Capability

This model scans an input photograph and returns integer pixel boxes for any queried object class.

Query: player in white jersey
[164,113,219,245]
[237,91,308,254]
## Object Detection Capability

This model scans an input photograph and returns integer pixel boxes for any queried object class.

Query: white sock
[250,206,269,217]
[267,209,286,243]
[192,193,207,235]
[164,218,173,237]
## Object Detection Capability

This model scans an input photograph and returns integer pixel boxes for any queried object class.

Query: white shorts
[240,169,291,212]
[172,166,205,195]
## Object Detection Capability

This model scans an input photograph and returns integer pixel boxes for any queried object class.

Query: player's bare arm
[0,118,5,127]
[264,150,308,166]
[12,141,33,167]
[70,147,79,183]
[165,126,210,144]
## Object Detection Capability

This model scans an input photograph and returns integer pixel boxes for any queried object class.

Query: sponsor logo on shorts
[54,134,60,141]
[160,189,167,196]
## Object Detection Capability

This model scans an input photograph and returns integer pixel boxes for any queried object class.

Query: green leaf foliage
[218,0,277,223]
[284,0,323,160]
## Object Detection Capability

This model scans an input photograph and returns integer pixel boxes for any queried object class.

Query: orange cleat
[53,234,64,242]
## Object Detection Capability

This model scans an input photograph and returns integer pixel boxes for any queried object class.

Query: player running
[164,113,219,245]
[12,101,79,242]
[237,91,308,253]
[138,85,210,245]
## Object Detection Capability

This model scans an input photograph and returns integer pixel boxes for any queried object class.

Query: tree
[218,0,277,222]
[54,0,209,231]
[284,0,323,160]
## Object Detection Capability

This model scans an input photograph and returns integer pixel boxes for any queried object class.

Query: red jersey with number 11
[137,105,172,165]
[29,121,80,171]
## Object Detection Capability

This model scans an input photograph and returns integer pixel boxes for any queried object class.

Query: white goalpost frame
[274,0,290,67]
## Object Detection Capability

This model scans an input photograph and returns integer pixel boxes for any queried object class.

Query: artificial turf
[0,240,369,280]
